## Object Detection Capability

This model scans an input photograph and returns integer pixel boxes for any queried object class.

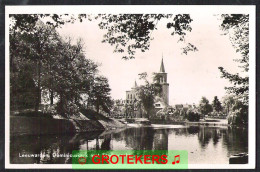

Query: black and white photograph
[5,5,256,169]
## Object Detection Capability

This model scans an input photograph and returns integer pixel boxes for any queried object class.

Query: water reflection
[10,125,248,164]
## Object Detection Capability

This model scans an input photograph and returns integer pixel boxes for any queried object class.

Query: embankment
[10,116,125,136]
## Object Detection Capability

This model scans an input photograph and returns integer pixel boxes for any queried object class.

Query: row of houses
[110,98,196,119]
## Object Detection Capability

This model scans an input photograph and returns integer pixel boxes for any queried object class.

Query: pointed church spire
[132,80,138,89]
[160,57,165,73]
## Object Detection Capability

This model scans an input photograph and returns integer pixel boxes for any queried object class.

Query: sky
[57,13,243,105]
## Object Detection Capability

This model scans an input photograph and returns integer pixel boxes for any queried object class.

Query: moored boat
[229,153,248,164]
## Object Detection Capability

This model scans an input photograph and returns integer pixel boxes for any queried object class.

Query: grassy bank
[10,109,126,136]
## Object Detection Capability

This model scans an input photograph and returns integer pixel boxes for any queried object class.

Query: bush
[187,110,200,122]
[227,100,248,125]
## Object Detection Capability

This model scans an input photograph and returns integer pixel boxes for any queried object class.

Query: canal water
[10,125,248,164]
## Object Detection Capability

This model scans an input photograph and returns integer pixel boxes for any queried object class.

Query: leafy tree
[10,14,76,32]
[123,103,135,118]
[180,108,187,118]
[10,61,37,110]
[155,107,170,120]
[187,109,200,122]
[88,76,113,114]
[222,95,236,115]
[218,14,249,105]
[198,97,213,117]
[10,14,198,60]
[10,15,113,118]
[222,95,248,125]
[98,14,198,59]
[135,72,162,119]
[52,38,99,118]
[212,96,223,112]
[227,98,248,125]
[10,20,59,112]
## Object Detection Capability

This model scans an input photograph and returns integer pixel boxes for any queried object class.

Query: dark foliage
[10,14,113,118]
[10,14,198,60]
[135,72,162,118]
[98,14,197,59]
[187,110,200,122]
[218,14,249,105]
[212,96,223,112]
[198,97,213,116]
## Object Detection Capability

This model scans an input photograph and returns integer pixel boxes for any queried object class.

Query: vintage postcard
[5,5,256,169]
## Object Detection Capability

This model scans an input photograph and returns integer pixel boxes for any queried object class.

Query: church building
[123,57,170,117]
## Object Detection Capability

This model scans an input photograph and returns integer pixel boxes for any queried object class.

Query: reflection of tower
[155,57,169,105]
[153,129,169,150]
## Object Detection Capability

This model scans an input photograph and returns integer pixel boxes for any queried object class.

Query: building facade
[125,81,138,104]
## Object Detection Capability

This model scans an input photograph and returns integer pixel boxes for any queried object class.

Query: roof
[159,58,165,73]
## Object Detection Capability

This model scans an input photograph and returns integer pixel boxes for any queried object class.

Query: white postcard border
[5,5,256,169]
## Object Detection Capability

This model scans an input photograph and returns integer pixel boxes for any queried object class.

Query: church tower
[155,57,169,105]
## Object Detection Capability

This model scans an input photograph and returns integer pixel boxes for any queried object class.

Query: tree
[98,14,198,59]
[135,72,162,119]
[10,19,60,112]
[10,14,76,32]
[212,96,223,113]
[88,76,113,114]
[222,95,236,115]
[198,97,213,117]
[10,15,108,118]
[10,61,37,110]
[10,14,198,60]
[227,98,248,125]
[231,100,248,125]
[218,14,249,105]
[123,103,135,118]
[52,38,99,118]
[187,109,200,122]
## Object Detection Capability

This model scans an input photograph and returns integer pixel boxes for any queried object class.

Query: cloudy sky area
[57,13,243,105]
